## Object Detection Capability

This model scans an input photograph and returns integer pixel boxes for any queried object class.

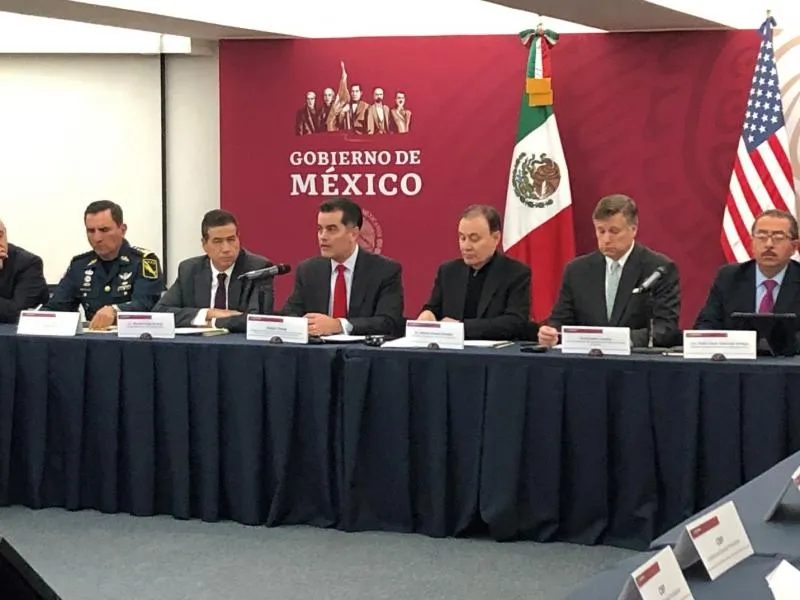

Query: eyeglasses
[752,231,794,243]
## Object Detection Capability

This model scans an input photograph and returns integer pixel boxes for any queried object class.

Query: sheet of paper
[381,337,424,348]
[766,560,800,599]
[175,327,227,336]
[463,340,512,348]
[320,334,366,342]
[82,326,117,334]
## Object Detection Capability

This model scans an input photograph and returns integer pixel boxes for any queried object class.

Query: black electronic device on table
[730,312,799,357]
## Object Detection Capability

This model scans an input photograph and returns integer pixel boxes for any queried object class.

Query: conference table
[566,450,800,599]
[1,325,800,551]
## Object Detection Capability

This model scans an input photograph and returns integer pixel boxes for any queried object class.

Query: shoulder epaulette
[130,246,155,258]
[70,250,96,263]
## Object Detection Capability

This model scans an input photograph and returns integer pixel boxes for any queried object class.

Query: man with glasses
[695,209,800,329]
[538,194,681,348]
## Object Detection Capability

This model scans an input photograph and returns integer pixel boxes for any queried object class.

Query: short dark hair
[592,194,638,226]
[319,198,363,228]
[351,83,361,91]
[85,200,123,226]
[461,204,502,233]
[201,209,238,240]
[753,209,799,239]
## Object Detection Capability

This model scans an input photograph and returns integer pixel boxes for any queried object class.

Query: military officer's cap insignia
[142,258,159,279]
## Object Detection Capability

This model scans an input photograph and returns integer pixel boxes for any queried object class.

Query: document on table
[175,327,229,336]
[381,338,512,349]
[463,340,513,348]
[82,326,117,334]
[320,334,366,342]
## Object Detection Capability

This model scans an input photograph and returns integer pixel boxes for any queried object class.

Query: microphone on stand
[238,263,292,281]
[632,265,667,295]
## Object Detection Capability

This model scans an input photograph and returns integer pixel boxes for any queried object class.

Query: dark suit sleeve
[0,255,49,323]
[348,261,404,336]
[216,278,275,333]
[463,266,531,340]
[118,254,166,313]
[421,266,444,319]
[280,264,308,316]
[694,269,726,330]
[152,262,201,327]
[545,263,577,328]
[41,265,81,313]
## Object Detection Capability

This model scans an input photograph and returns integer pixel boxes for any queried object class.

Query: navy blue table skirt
[0,329,339,527]
[2,327,800,550]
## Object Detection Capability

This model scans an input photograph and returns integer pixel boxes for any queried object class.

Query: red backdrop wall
[219,30,760,327]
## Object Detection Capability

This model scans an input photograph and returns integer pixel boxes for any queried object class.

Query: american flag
[721,17,796,262]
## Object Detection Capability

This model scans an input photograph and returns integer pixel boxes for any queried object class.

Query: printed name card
[117,312,175,339]
[618,546,694,600]
[673,500,754,581]
[763,464,800,521]
[683,330,756,360]
[766,560,800,600]
[404,320,465,349]
[561,326,631,356]
[246,315,308,344]
[17,311,81,337]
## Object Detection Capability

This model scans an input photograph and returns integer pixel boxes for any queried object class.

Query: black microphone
[632,265,667,295]
[238,263,291,281]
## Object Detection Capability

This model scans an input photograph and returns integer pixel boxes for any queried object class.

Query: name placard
[618,546,694,600]
[246,315,308,343]
[117,312,175,339]
[405,320,465,349]
[17,311,80,337]
[673,500,754,581]
[683,330,756,360]
[561,326,631,356]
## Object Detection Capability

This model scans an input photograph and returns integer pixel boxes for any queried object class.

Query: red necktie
[331,264,347,318]
[758,279,777,313]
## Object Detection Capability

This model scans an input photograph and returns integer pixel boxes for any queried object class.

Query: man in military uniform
[42,200,165,330]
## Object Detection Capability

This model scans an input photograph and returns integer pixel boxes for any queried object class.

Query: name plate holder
[672,500,754,581]
[117,312,175,339]
[561,326,631,356]
[17,311,80,337]
[405,320,465,349]
[764,465,800,522]
[683,330,756,360]
[246,315,309,344]
[618,546,694,600]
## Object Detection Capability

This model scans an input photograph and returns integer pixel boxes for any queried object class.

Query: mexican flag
[503,27,575,322]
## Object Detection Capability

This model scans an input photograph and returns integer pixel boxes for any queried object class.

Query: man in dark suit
[696,209,800,336]
[416,204,530,340]
[538,194,681,348]
[154,210,273,332]
[0,219,49,323]
[281,197,404,337]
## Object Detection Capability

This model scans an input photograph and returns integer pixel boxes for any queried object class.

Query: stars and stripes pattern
[721,16,796,263]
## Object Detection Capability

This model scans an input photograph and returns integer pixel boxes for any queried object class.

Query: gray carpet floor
[0,506,635,599]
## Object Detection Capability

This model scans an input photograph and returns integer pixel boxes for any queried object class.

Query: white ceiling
[0,0,793,53]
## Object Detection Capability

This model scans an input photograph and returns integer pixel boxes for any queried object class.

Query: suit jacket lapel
[196,259,213,307]
[349,252,368,317]
[610,245,643,326]
[319,259,333,315]
[587,253,608,324]
[773,262,800,313]
[227,251,247,310]
[477,255,503,318]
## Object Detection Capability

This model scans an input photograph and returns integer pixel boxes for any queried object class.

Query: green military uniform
[43,240,165,320]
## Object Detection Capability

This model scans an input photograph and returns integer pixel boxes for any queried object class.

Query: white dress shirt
[329,245,358,334]
[192,262,235,326]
